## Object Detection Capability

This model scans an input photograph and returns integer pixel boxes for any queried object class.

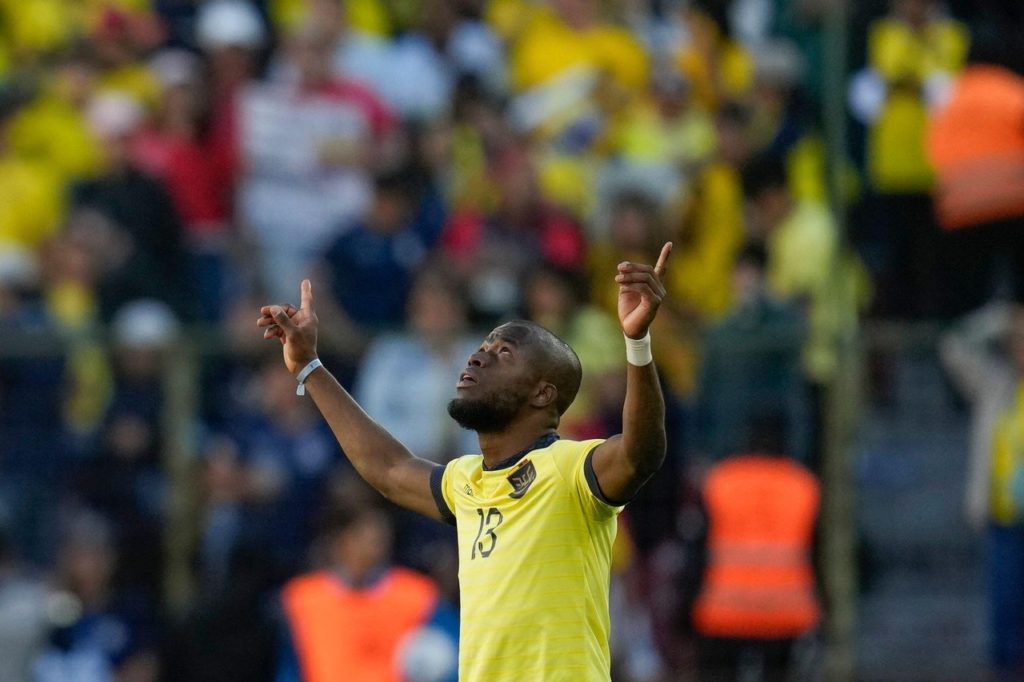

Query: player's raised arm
[257,279,443,520]
[589,242,673,503]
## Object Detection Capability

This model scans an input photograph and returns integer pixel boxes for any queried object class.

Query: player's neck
[477,425,557,469]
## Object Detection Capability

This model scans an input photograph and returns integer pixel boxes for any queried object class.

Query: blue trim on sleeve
[430,465,457,525]
[584,448,631,507]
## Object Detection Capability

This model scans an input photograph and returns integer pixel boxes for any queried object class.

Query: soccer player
[257,242,673,681]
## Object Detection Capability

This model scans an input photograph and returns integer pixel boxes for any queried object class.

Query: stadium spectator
[692,414,821,682]
[354,266,479,464]
[320,168,445,334]
[158,437,280,682]
[237,19,395,302]
[329,0,456,122]
[503,0,649,96]
[926,2,1024,316]
[219,357,345,571]
[195,0,268,212]
[195,436,248,596]
[859,0,967,194]
[597,65,715,224]
[741,152,870,470]
[669,101,751,321]
[419,0,507,98]
[70,300,179,608]
[37,229,111,453]
[269,0,483,121]
[940,303,1024,679]
[161,534,280,682]
[0,91,63,251]
[6,46,103,188]
[523,263,623,439]
[850,0,968,317]
[0,248,69,559]
[442,149,586,323]
[672,4,754,110]
[72,92,190,321]
[90,6,163,112]
[441,79,510,212]
[277,504,456,682]
[33,512,157,682]
[133,49,235,321]
[697,242,808,463]
[748,40,827,205]
[0,525,51,682]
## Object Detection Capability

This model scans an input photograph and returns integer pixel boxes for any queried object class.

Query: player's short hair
[493,320,582,416]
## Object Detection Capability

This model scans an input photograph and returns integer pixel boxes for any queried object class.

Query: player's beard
[447,388,523,433]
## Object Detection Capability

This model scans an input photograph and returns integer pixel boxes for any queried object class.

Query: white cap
[86,91,144,138]
[112,299,181,349]
[196,0,266,51]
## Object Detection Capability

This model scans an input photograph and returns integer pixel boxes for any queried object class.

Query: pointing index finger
[654,242,673,279]
[301,279,314,312]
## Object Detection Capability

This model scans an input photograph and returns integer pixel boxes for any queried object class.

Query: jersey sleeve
[430,462,457,526]
[557,439,625,520]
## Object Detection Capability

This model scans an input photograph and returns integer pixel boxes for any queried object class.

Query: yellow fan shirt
[991,383,1024,525]
[431,435,622,681]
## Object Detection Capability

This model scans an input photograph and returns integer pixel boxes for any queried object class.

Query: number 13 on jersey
[472,507,503,559]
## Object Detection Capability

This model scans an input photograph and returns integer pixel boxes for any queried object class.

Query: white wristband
[295,358,323,395]
[624,332,653,366]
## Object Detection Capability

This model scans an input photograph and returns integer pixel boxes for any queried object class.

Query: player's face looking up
[447,321,582,434]
[448,326,537,433]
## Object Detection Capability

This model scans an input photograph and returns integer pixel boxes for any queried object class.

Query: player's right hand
[257,279,318,375]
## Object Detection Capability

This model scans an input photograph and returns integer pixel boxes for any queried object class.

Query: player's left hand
[616,242,672,340]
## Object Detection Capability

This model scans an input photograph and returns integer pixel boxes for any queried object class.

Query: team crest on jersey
[463,484,473,496]
[507,459,537,499]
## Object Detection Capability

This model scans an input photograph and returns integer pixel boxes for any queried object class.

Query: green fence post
[161,337,201,616]
[821,0,858,678]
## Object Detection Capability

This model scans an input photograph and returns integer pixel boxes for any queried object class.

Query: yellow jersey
[431,435,622,681]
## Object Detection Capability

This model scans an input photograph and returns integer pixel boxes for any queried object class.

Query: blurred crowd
[0,0,1021,680]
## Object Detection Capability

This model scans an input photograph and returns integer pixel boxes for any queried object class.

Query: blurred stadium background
[0,0,1021,680]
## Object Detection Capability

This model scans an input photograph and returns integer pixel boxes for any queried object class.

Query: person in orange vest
[926,2,1024,316]
[692,413,821,681]
[276,504,458,682]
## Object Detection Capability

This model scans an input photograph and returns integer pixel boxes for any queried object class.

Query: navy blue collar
[482,432,560,471]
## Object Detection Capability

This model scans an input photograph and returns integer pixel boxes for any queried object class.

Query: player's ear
[530,382,558,409]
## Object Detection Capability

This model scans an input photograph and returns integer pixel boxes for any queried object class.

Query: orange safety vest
[692,455,821,639]
[282,567,439,682]
[927,65,1024,230]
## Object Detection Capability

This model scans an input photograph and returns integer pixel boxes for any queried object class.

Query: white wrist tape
[295,358,323,395]
[624,332,653,366]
